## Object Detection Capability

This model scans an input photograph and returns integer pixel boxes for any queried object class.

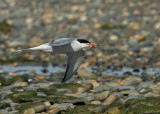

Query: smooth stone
[124,95,142,103]
[105,82,120,88]
[144,92,155,97]
[44,102,51,107]
[90,101,101,105]
[94,91,110,101]
[102,95,118,106]
[37,92,46,96]
[11,81,28,86]
[95,106,106,113]
[77,87,86,93]
[47,108,60,114]
[119,90,140,97]
[84,95,94,103]
[57,89,72,95]
[78,70,97,79]
[91,85,112,93]
[23,108,36,114]
[34,104,46,113]
[87,80,100,88]
[112,86,135,92]
[82,83,93,91]
[65,93,87,98]
[105,107,121,114]
[110,93,123,99]
[138,81,154,89]
[124,77,141,86]
[49,103,74,110]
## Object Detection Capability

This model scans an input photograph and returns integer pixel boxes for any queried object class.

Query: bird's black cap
[77,39,90,43]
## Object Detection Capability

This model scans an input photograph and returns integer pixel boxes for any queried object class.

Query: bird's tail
[9,44,50,53]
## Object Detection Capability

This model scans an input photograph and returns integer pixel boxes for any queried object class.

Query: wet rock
[102,95,118,107]
[78,70,97,80]
[112,86,135,92]
[124,77,141,86]
[49,103,74,110]
[94,91,110,101]
[56,88,72,95]
[138,81,154,89]
[95,106,106,113]
[144,92,155,97]
[65,93,87,98]
[105,81,120,87]
[124,95,142,103]
[91,85,112,93]
[49,83,81,93]
[84,95,94,103]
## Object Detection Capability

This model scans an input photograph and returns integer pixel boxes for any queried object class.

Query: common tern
[12,38,97,83]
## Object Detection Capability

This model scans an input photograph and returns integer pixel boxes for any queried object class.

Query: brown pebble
[102,95,118,107]
[105,107,121,114]
[87,80,100,88]
[12,81,28,86]
[90,101,101,105]
[35,75,45,81]
[24,108,36,114]
[82,83,93,91]
[47,108,60,114]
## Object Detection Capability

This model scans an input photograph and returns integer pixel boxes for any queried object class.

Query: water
[0,64,65,75]
[1,64,160,77]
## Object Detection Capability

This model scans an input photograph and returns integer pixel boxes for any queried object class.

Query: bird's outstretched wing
[50,38,76,46]
[61,51,85,83]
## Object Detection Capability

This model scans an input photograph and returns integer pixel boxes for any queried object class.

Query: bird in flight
[12,38,97,83]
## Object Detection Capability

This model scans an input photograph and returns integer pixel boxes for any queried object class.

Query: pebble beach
[1,0,160,113]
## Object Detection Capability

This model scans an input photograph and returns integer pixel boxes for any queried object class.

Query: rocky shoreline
[1,0,160,113]
[1,69,160,113]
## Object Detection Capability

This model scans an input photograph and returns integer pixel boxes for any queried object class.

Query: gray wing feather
[61,51,85,83]
[50,38,76,46]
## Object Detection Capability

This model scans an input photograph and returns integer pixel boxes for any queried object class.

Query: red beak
[86,43,97,47]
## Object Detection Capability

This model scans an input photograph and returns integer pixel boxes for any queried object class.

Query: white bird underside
[10,38,89,83]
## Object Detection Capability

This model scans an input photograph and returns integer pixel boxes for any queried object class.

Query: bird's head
[77,39,97,51]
